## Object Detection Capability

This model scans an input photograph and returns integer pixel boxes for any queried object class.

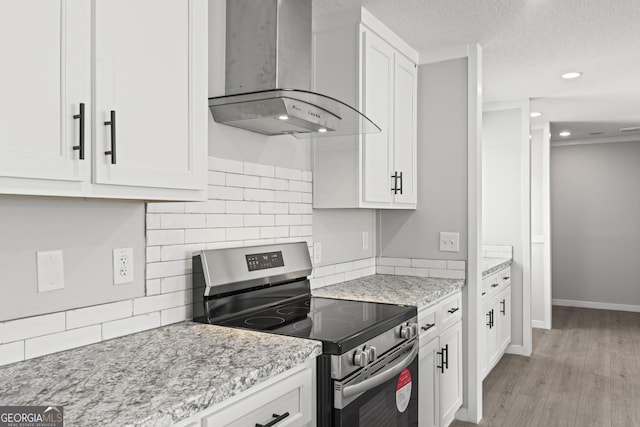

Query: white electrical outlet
[313,242,322,264]
[439,232,460,252]
[113,247,134,285]
[362,231,369,250]
[36,250,65,293]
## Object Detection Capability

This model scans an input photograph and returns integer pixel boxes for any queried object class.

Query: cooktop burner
[216,296,415,354]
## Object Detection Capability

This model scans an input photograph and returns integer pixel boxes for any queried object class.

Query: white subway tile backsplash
[244,188,276,202]
[146,279,161,296]
[0,342,24,365]
[244,215,275,227]
[396,267,430,277]
[146,246,161,263]
[324,273,346,287]
[411,259,446,269]
[260,226,289,239]
[208,185,243,201]
[161,275,191,294]
[147,229,185,246]
[377,266,395,275]
[160,214,206,229]
[0,313,65,344]
[302,215,313,225]
[353,259,372,270]
[361,266,377,277]
[243,239,276,247]
[290,225,312,237]
[289,180,312,193]
[206,214,243,228]
[344,270,362,281]
[378,257,411,267]
[260,202,289,214]
[313,265,335,277]
[133,291,190,315]
[429,269,466,279]
[275,166,302,181]
[447,260,466,270]
[209,157,243,174]
[160,244,205,262]
[147,203,185,213]
[226,227,260,241]
[102,313,161,341]
[161,305,192,326]
[226,173,260,189]
[244,162,275,177]
[66,301,133,330]
[226,200,260,214]
[302,171,312,182]
[25,325,102,360]
[184,200,225,214]
[260,177,289,191]
[146,214,161,229]
[334,261,355,274]
[289,203,312,214]
[275,191,303,203]
[184,228,226,244]
[301,193,313,204]
[207,171,226,186]
[275,215,302,226]
[146,260,189,280]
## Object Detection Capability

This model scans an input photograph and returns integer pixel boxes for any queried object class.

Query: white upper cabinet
[313,7,418,209]
[0,0,91,183]
[0,0,207,201]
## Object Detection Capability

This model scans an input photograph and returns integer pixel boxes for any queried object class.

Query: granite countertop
[313,274,465,308]
[0,322,321,427]
[482,257,513,277]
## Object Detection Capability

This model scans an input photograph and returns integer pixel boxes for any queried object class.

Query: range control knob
[366,346,377,363]
[400,325,412,339]
[353,349,369,367]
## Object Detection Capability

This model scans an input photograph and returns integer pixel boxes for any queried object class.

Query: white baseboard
[532,319,550,329]
[505,344,528,356]
[552,299,640,313]
[454,407,471,423]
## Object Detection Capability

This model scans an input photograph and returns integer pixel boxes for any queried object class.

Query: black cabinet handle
[436,349,445,373]
[482,291,486,296]
[486,311,492,327]
[447,307,459,314]
[72,103,85,159]
[391,171,399,194]
[491,309,495,328]
[398,171,403,195]
[421,323,435,331]
[500,299,506,315]
[491,283,499,288]
[503,276,510,280]
[443,344,449,370]
[256,412,290,427]
[104,110,116,164]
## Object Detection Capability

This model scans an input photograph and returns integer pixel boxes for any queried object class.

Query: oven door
[334,340,419,427]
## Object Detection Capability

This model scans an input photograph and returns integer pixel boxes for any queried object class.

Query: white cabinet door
[498,286,511,351]
[440,321,462,427]
[0,0,91,183]
[94,0,205,191]
[361,29,393,204]
[418,338,440,427]
[392,52,417,206]
[483,297,500,378]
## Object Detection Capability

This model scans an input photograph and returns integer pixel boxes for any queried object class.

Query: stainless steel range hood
[209,0,380,138]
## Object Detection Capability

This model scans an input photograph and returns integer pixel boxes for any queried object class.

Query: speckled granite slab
[0,322,321,427]
[313,274,465,308]
[482,257,512,277]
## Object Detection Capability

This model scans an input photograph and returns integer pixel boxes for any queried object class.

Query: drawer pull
[104,110,117,164]
[503,276,510,280]
[421,323,435,331]
[72,103,85,159]
[500,299,506,315]
[256,412,290,427]
[491,283,499,288]
[482,291,486,296]
[447,307,459,314]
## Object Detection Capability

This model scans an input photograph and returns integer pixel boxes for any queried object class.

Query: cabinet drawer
[499,266,511,286]
[418,303,438,343]
[203,366,313,427]
[438,291,462,331]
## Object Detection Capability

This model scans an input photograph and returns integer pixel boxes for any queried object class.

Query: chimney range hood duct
[209,0,380,138]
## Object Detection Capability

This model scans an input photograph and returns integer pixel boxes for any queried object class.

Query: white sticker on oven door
[396,368,412,412]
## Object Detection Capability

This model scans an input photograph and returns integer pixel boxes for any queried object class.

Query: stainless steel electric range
[192,242,419,427]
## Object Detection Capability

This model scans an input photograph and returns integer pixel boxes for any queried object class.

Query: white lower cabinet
[481,266,512,378]
[418,291,463,427]
[174,360,316,427]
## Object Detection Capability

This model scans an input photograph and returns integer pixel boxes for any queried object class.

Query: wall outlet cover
[113,247,134,285]
[440,232,460,252]
[36,250,65,293]
[362,231,369,250]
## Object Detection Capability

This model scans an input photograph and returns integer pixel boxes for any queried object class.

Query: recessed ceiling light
[561,72,582,79]
[559,131,571,137]
[318,128,327,133]
[278,115,289,120]
[530,111,542,118]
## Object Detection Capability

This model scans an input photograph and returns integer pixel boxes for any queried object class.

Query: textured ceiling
[313,0,640,140]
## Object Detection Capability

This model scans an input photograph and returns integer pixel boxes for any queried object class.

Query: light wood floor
[452,305,640,427]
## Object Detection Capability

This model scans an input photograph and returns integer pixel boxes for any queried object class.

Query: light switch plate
[113,247,134,285]
[313,242,322,265]
[36,250,64,293]
[440,232,460,252]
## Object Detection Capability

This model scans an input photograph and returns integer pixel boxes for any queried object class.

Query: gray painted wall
[551,140,640,306]
[482,108,525,347]
[0,197,145,322]
[378,58,468,260]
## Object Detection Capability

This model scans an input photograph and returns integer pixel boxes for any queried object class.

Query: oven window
[360,390,400,426]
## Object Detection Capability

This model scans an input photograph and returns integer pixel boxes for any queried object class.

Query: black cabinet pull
[256,412,290,427]
[443,344,449,370]
[436,349,445,373]
[491,309,495,328]
[500,299,506,315]
[421,323,435,331]
[391,171,399,194]
[486,311,492,327]
[398,171,403,195]
[447,307,459,314]
[491,283,499,288]
[104,110,116,164]
[72,103,85,159]
[482,291,486,296]
[503,276,510,280]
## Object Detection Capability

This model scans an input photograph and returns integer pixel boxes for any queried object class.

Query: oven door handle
[342,342,418,399]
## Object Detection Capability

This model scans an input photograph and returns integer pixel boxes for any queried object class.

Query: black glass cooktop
[213,296,416,355]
